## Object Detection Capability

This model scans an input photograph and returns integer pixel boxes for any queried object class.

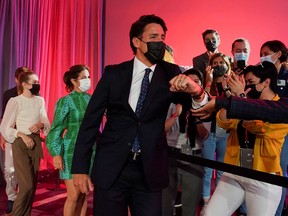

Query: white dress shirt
[128,57,156,112]
[0,94,50,143]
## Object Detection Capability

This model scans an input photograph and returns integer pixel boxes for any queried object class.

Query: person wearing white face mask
[231,38,251,75]
[46,64,94,216]
[78,77,91,92]
[260,40,288,216]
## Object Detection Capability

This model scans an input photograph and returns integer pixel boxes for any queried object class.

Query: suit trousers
[93,154,162,216]
[4,142,17,201]
[205,172,282,216]
[12,134,42,216]
[162,155,203,216]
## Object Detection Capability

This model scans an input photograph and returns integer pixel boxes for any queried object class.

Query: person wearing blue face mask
[231,38,251,216]
[260,40,288,216]
[231,38,251,75]
[260,41,288,97]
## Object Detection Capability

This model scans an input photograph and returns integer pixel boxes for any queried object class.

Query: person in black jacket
[192,29,221,85]
[71,14,202,216]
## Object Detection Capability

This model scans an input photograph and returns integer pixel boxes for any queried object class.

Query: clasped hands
[169,74,202,94]
[170,72,249,119]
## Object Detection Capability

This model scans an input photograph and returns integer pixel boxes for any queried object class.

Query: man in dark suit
[192,29,221,84]
[71,15,202,216]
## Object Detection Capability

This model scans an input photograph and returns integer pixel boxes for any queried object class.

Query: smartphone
[237,60,246,70]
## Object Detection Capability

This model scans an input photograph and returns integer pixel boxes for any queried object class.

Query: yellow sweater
[216,95,288,175]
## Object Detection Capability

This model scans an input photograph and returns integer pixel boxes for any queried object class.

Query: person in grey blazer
[192,29,221,85]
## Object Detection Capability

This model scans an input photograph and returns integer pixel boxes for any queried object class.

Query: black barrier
[169,151,288,188]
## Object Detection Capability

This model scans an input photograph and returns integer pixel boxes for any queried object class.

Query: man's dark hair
[231,38,249,51]
[183,68,203,84]
[260,40,288,63]
[202,29,218,41]
[129,14,167,54]
[243,61,278,93]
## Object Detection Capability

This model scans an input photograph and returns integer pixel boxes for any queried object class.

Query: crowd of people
[0,14,287,216]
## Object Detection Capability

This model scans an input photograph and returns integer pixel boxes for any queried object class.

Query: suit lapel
[120,60,137,118]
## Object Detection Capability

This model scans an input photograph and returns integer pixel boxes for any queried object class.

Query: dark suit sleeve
[225,96,288,123]
[71,66,111,174]
[192,57,200,70]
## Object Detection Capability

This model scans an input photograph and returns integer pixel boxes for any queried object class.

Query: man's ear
[132,37,140,49]
[275,50,282,59]
[217,35,221,45]
[264,78,271,88]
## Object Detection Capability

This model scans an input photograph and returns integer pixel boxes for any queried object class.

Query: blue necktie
[131,68,151,153]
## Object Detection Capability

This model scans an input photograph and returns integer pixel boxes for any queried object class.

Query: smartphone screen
[237,60,246,70]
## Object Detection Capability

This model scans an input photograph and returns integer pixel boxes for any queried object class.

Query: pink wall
[104,0,288,67]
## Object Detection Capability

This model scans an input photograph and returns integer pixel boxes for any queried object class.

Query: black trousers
[93,154,162,216]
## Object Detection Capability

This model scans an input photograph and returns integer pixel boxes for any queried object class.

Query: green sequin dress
[46,91,91,179]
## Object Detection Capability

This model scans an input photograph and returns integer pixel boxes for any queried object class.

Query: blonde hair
[163,45,175,63]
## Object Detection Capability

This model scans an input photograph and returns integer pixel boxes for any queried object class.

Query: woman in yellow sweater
[204,61,288,216]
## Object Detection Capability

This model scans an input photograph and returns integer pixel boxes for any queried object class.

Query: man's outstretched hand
[191,98,216,120]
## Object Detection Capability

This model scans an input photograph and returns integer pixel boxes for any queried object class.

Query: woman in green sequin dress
[46,65,92,216]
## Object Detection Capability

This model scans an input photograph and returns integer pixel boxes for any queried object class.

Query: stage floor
[0,170,287,216]
[0,170,94,216]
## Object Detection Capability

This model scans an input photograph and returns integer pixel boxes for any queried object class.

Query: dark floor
[0,170,94,216]
[0,170,287,216]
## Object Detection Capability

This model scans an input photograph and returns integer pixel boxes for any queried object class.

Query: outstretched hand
[191,98,216,119]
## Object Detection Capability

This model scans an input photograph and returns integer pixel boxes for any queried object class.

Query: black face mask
[29,84,40,95]
[205,41,217,52]
[140,40,166,64]
[245,84,262,99]
[212,65,228,77]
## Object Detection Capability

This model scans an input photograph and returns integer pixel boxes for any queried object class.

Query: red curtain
[0,0,104,170]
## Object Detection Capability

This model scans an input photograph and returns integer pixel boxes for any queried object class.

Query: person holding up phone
[231,38,251,74]
[204,62,288,216]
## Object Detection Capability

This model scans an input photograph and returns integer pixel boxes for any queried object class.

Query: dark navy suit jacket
[71,59,188,191]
